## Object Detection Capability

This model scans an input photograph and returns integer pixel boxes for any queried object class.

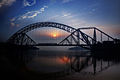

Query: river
[0,48,120,80]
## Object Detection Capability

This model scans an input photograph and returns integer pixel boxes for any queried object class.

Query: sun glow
[52,33,57,37]
[51,32,59,38]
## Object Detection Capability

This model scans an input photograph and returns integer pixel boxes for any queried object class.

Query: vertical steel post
[77,29,80,45]
[93,28,96,44]
[101,33,102,42]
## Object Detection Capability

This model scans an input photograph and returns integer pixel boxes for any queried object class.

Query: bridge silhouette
[7,22,116,49]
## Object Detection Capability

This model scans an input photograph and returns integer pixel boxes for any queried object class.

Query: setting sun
[50,32,59,38]
[52,33,57,38]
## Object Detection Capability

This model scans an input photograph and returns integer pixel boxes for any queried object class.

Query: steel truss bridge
[7,22,115,49]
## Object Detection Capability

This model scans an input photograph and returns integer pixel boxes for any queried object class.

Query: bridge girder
[16,22,76,33]
[7,22,115,47]
[7,22,76,45]
[59,27,115,45]
[58,29,97,49]
[8,33,36,45]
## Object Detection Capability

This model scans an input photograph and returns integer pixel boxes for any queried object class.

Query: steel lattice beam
[7,22,77,45]
[7,22,115,47]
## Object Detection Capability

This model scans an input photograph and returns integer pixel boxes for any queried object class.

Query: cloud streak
[23,0,36,7]
[45,12,88,27]
[20,6,48,19]
[10,5,48,27]
[50,0,73,4]
[62,0,73,3]
[0,0,16,8]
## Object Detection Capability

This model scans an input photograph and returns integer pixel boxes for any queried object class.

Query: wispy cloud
[19,6,48,19]
[50,0,73,4]
[23,0,36,7]
[45,12,88,27]
[10,6,48,27]
[19,11,40,19]
[62,12,71,17]
[0,0,16,8]
[62,0,73,3]
[46,12,72,21]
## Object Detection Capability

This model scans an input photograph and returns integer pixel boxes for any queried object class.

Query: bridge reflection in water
[1,44,120,80]
[69,53,116,75]
[6,49,120,76]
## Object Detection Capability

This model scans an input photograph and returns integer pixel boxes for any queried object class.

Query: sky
[0,0,120,42]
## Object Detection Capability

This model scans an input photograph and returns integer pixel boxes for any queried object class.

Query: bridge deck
[32,43,90,47]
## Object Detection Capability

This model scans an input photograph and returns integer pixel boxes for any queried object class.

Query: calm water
[1,49,120,80]
[20,50,120,80]
[26,50,88,72]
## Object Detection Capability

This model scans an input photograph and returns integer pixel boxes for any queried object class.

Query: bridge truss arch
[7,22,115,49]
[7,22,76,45]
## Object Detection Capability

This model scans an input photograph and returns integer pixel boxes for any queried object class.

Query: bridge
[7,22,115,49]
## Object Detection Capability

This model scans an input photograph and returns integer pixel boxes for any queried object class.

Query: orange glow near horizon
[50,32,59,38]
[59,56,70,63]
[32,28,70,39]
[52,33,57,38]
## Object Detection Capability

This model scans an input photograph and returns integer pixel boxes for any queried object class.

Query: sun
[53,33,57,38]
[50,31,60,38]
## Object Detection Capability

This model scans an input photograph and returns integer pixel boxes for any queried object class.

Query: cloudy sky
[0,0,120,42]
